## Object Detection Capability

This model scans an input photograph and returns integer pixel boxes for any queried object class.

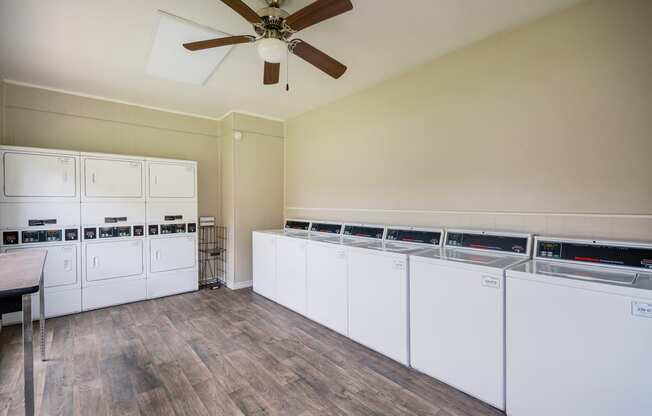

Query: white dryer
[145,157,197,203]
[146,207,198,299]
[81,152,145,203]
[409,229,532,410]
[506,237,652,416]
[252,219,311,304]
[346,224,442,366]
[81,203,147,310]
[1,145,80,203]
[1,203,81,322]
[306,221,347,335]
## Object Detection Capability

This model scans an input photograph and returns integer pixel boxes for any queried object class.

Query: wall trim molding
[4,79,240,122]
[227,279,253,290]
[219,109,285,123]
[285,206,652,219]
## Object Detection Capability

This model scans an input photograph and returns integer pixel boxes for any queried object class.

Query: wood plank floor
[0,288,503,416]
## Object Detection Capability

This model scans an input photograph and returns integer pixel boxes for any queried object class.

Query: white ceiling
[0,0,581,120]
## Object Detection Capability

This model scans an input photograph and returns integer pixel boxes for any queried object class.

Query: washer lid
[534,261,638,285]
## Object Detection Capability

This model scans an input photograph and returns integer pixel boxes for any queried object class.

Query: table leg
[22,293,34,416]
[40,270,45,361]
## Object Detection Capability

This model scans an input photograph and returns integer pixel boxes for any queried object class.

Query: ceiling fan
[183,0,353,85]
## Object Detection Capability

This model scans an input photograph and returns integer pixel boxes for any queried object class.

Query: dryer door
[148,162,196,200]
[4,244,79,289]
[150,235,196,273]
[2,151,77,200]
[85,240,144,282]
[83,157,144,200]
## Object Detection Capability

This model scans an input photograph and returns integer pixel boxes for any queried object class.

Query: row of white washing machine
[1,146,199,324]
[252,219,652,416]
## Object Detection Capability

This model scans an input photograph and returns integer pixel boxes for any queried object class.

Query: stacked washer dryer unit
[80,152,147,310]
[506,237,652,416]
[145,157,198,299]
[1,146,82,323]
[409,229,532,411]
[345,224,443,366]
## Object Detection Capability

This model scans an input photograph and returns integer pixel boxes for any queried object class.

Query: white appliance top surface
[309,234,342,243]
[510,260,652,290]
[413,247,527,269]
[346,240,434,255]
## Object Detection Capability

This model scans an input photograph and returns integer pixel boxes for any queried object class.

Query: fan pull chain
[286,47,290,91]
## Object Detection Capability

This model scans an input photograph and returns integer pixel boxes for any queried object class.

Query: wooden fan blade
[285,0,353,32]
[221,0,262,24]
[264,62,280,85]
[183,35,254,51]
[290,40,346,79]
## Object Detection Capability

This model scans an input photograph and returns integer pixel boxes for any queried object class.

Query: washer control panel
[446,231,529,254]
[82,225,145,240]
[537,239,652,270]
[149,223,196,235]
[2,228,79,245]
[386,228,442,246]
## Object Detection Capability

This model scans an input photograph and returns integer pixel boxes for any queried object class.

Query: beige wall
[222,113,284,286]
[1,83,221,220]
[286,0,652,241]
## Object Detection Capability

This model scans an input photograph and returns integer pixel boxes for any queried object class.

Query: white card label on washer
[632,302,652,318]
[482,276,501,289]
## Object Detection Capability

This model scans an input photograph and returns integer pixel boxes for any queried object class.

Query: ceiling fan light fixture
[257,38,287,63]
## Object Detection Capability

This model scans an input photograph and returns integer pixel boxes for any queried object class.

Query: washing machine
[346,224,442,365]
[506,237,652,416]
[252,219,311,305]
[306,221,347,334]
[81,203,147,310]
[409,229,532,410]
[1,203,81,323]
[146,202,198,299]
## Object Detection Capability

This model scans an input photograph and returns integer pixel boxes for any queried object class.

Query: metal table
[0,250,47,416]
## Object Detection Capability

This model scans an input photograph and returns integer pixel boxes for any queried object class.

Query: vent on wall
[146,11,234,85]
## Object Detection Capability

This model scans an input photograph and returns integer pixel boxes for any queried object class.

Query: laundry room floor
[0,289,502,416]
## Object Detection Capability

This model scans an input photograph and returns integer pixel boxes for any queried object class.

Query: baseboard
[227,280,253,290]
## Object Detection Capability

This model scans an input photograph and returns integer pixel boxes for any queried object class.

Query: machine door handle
[154,175,158,185]
[91,256,98,268]
[63,170,69,183]
[154,250,160,260]
[64,259,72,272]
[91,172,96,184]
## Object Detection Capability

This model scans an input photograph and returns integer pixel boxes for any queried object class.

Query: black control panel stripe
[343,225,384,240]
[537,240,652,270]
[310,223,342,234]
[446,232,528,254]
[285,220,310,231]
[386,229,441,245]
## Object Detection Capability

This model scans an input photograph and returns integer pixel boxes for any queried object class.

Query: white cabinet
[147,159,197,201]
[0,202,80,228]
[1,147,79,202]
[149,235,196,273]
[410,260,504,409]
[252,232,277,301]
[146,201,197,223]
[348,248,409,365]
[276,236,307,315]
[81,202,146,226]
[82,154,144,201]
[306,241,348,335]
[83,240,145,283]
